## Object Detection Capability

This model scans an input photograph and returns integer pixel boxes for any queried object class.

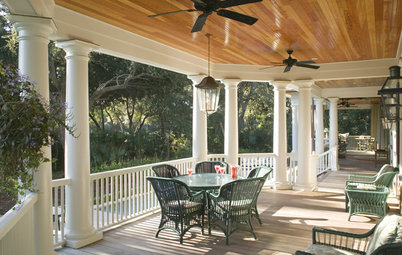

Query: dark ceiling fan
[262,50,320,72]
[148,0,262,33]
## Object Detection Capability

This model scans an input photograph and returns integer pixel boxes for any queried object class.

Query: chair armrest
[190,190,205,203]
[347,174,376,182]
[295,251,313,255]
[312,226,374,253]
[345,179,376,186]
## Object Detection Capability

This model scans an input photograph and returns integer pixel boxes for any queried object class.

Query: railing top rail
[51,178,72,187]
[90,157,195,180]
[238,153,275,157]
[0,192,38,240]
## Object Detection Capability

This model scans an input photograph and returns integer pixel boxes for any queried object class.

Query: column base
[293,183,317,191]
[65,231,103,249]
[274,182,292,190]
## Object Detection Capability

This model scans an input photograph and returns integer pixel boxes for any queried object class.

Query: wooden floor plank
[57,152,397,255]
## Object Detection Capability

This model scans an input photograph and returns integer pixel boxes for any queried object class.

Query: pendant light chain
[206,33,211,77]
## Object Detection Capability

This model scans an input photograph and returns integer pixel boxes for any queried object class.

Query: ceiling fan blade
[297,60,316,64]
[191,12,210,33]
[295,62,320,69]
[191,0,207,6]
[217,9,258,25]
[149,9,196,18]
[284,65,292,72]
[219,0,262,8]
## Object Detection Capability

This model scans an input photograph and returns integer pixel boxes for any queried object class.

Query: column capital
[56,40,99,58]
[187,74,205,85]
[271,80,290,89]
[294,79,314,89]
[222,78,241,88]
[314,97,324,104]
[328,97,339,104]
[8,14,56,40]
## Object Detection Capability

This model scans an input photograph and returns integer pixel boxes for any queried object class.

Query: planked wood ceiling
[55,0,402,89]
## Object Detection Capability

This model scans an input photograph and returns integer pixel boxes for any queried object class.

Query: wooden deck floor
[56,152,399,255]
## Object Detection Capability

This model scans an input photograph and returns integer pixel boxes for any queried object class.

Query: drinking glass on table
[219,166,225,175]
[187,168,193,176]
[214,165,220,175]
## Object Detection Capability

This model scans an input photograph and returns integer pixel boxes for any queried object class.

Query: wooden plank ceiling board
[315,77,387,89]
[55,0,402,67]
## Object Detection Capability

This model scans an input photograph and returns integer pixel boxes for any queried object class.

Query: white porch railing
[316,150,332,176]
[0,193,37,255]
[89,157,195,231]
[287,153,298,185]
[51,178,70,247]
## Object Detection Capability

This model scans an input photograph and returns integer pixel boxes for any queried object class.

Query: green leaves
[0,62,73,197]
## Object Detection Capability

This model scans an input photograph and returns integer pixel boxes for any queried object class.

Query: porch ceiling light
[378,65,402,128]
[196,33,221,115]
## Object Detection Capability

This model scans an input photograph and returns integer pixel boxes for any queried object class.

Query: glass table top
[173,173,242,190]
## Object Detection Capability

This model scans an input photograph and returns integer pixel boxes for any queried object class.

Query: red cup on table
[231,165,238,179]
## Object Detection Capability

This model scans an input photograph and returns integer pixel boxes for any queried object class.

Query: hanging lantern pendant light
[196,33,222,115]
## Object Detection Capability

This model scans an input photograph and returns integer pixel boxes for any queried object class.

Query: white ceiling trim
[321,86,381,99]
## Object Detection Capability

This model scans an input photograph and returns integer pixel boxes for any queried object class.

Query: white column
[272,81,291,189]
[290,92,299,153]
[9,15,57,255]
[328,97,339,171]
[56,40,103,248]
[188,75,208,162]
[294,80,317,191]
[223,79,241,167]
[314,98,325,154]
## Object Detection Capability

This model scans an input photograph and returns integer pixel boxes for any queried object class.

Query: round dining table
[173,173,242,191]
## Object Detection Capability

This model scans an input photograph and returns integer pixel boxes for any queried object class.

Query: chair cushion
[366,214,402,254]
[167,200,203,214]
[305,244,358,255]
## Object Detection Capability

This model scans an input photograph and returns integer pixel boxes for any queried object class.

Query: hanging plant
[0,62,74,198]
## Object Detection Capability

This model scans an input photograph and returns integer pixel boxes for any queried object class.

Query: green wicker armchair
[207,177,264,245]
[147,177,205,244]
[247,166,273,224]
[295,214,402,255]
[344,164,397,212]
[151,164,181,178]
[195,161,228,174]
[345,185,389,220]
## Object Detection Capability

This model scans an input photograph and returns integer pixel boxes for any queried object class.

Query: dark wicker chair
[151,164,181,178]
[295,214,402,255]
[195,161,228,174]
[147,177,205,244]
[207,177,264,245]
[247,166,273,224]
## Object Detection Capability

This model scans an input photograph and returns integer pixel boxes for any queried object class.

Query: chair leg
[201,213,204,235]
[253,206,262,225]
[247,219,257,240]
[225,221,230,245]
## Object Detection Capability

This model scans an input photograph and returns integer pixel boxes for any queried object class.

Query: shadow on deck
[57,151,399,255]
